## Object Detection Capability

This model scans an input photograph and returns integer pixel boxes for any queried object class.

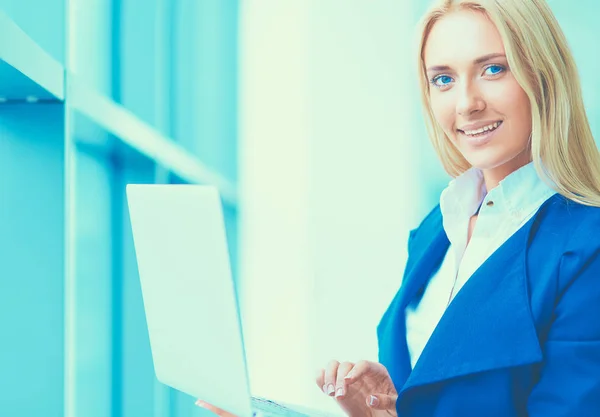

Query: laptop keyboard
[251,396,310,417]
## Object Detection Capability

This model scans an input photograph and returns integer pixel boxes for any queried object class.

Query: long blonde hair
[417,0,600,206]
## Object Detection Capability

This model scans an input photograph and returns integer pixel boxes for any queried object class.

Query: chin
[465,159,501,171]
[461,152,504,171]
[465,152,530,175]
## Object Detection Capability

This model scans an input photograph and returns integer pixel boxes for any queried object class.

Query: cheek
[510,89,532,128]
[488,80,531,128]
[429,94,456,135]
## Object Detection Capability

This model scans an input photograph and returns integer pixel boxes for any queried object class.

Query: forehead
[424,9,505,67]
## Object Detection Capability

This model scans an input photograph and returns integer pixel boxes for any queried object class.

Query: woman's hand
[316,360,398,417]
[194,359,398,417]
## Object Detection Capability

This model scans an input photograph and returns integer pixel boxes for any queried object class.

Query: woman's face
[423,9,532,182]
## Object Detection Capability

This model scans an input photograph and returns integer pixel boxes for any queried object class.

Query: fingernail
[368,395,379,407]
[327,384,335,396]
[195,400,206,408]
[322,384,327,394]
[335,387,345,398]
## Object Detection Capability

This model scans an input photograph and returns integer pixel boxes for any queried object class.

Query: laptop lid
[126,184,253,417]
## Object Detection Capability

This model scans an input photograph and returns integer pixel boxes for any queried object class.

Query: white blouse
[405,162,557,369]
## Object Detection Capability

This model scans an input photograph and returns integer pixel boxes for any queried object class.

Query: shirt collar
[485,161,557,217]
[440,166,486,225]
[440,161,556,235]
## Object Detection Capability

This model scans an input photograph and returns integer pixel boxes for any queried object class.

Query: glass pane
[0,0,65,63]
[0,103,65,416]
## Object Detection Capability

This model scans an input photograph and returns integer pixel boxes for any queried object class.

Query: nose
[456,81,485,117]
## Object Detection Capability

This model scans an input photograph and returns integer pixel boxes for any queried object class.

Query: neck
[482,152,532,192]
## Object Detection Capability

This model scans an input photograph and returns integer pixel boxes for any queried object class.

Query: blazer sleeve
[527,215,600,415]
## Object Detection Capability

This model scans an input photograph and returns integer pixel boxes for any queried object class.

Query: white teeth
[463,121,501,136]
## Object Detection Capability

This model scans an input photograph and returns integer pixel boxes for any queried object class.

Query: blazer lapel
[378,210,450,389]
[399,212,543,395]
[397,225,451,311]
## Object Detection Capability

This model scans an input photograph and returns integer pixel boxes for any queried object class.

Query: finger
[195,399,238,417]
[323,360,340,396]
[344,360,386,385]
[366,394,398,411]
[315,368,325,392]
[334,361,354,399]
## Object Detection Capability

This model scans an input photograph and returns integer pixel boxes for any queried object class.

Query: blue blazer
[377,193,600,416]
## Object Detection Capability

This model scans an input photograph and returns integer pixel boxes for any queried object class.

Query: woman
[198,0,600,415]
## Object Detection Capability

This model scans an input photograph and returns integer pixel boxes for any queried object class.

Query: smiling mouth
[458,121,503,138]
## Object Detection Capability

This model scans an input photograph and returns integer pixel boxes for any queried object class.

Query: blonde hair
[417,0,600,206]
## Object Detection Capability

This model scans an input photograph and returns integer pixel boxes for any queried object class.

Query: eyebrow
[426,53,507,72]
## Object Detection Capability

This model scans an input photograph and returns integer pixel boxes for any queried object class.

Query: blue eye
[431,75,454,88]
[485,65,505,75]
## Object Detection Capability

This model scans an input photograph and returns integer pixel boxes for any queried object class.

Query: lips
[458,120,503,147]
[458,121,503,136]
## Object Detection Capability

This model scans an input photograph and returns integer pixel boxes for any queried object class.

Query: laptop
[126,184,340,417]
